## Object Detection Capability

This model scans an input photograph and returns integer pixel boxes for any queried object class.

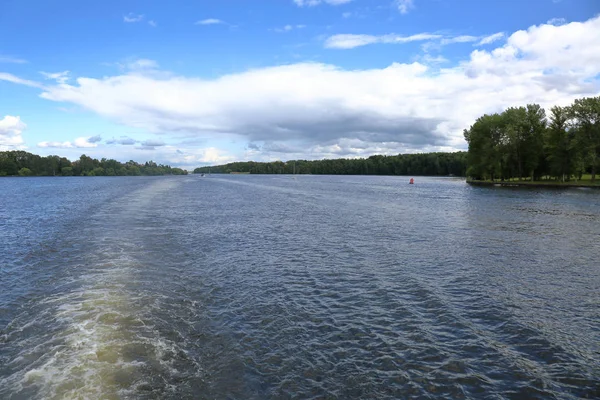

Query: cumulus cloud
[4,16,600,161]
[0,116,26,150]
[74,137,99,148]
[124,13,144,23]
[197,147,235,164]
[293,0,351,6]
[38,136,99,149]
[37,140,73,149]
[148,20,157,27]
[106,136,137,145]
[87,135,102,143]
[325,33,441,49]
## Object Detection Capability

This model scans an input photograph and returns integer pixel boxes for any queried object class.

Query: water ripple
[1,176,599,399]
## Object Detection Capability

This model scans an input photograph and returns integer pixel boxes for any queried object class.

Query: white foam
[2,179,191,399]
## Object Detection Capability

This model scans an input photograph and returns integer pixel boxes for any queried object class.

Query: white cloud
[342,12,352,18]
[149,146,236,169]
[0,72,43,88]
[148,20,157,27]
[325,33,441,49]
[38,143,234,170]
[4,16,600,160]
[126,59,158,70]
[547,17,567,26]
[420,54,449,64]
[104,58,160,73]
[196,18,224,25]
[294,0,352,6]
[37,141,73,149]
[38,136,99,149]
[40,71,70,84]
[0,55,27,64]
[124,13,144,23]
[199,147,236,164]
[273,24,306,33]
[395,0,415,14]
[74,136,99,148]
[476,32,505,46]
[0,115,26,150]
[440,35,479,45]
[106,136,137,145]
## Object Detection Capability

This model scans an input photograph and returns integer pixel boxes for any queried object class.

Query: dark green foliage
[569,97,600,181]
[193,152,467,176]
[18,167,33,176]
[0,151,188,177]
[464,96,600,182]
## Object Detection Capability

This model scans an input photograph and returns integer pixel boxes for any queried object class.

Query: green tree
[545,106,574,181]
[463,114,505,180]
[61,166,74,176]
[570,97,600,181]
[524,104,547,180]
[18,167,33,176]
[0,158,18,175]
[503,107,529,180]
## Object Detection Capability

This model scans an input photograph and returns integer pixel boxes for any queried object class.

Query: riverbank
[467,179,600,189]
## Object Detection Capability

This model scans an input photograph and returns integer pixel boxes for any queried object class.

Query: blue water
[1,175,599,399]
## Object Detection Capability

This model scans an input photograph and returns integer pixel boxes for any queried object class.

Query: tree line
[464,96,600,182]
[0,151,187,177]
[194,152,467,176]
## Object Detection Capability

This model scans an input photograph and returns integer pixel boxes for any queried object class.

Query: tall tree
[524,104,547,180]
[503,107,529,180]
[570,97,600,181]
[545,106,573,181]
[463,114,505,180]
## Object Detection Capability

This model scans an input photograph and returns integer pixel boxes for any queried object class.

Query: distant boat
[200,173,205,177]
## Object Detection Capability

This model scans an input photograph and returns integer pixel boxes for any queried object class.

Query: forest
[193,152,467,176]
[0,151,187,176]
[463,96,600,182]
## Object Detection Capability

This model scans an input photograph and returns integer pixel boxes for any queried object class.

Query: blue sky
[1,0,599,168]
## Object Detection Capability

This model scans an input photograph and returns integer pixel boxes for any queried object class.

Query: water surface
[1,175,599,399]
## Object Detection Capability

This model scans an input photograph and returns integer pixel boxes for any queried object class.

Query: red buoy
[409,178,414,184]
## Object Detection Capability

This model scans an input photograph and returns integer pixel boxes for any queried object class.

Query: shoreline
[467,180,600,189]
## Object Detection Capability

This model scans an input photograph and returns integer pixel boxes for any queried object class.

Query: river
[1,175,598,399]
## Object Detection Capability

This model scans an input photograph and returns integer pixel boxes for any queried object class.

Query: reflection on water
[1,175,599,399]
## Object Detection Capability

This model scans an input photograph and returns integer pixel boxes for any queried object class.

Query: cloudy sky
[1,0,599,169]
